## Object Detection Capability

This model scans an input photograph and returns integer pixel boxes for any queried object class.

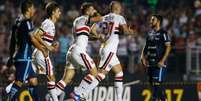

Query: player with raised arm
[72,1,135,101]
[52,2,103,101]
[32,2,61,101]
[7,0,47,100]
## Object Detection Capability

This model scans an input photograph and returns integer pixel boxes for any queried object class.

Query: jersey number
[102,22,114,35]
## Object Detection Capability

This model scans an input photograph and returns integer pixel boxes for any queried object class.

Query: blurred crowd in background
[0,0,201,91]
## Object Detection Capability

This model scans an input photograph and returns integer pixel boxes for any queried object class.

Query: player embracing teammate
[7,1,171,101]
[55,1,135,101]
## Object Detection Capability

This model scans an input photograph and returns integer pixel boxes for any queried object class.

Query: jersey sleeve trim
[76,32,89,36]
[165,42,171,45]
[75,26,90,34]
[26,21,31,30]
[162,32,171,43]
[43,32,54,40]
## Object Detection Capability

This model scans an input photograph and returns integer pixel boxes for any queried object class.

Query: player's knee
[115,71,123,81]
[115,71,123,77]
[29,78,38,86]
[96,73,106,81]
[99,69,108,75]
[94,69,107,82]
[66,69,75,80]
[90,68,98,76]
[112,64,122,73]
[47,75,55,81]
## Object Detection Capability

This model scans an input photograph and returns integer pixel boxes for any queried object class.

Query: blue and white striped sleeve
[162,32,171,45]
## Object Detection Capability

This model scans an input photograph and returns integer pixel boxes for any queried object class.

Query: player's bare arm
[33,28,55,51]
[158,43,171,67]
[88,9,103,40]
[29,33,48,57]
[90,10,103,22]
[90,23,105,42]
[141,46,148,67]
[90,16,102,22]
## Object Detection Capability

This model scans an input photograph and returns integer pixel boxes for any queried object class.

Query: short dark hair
[152,14,163,25]
[109,1,120,11]
[45,2,59,17]
[80,2,93,14]
[21,0,34,14]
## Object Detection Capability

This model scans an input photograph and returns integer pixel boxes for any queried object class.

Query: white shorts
[32,49,54,76]
[98,48,120,72]
[66,46,96,71]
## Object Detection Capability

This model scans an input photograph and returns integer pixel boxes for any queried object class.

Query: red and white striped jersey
[72,15,90,51]
[100,13,127,53]
[40,19,55,46]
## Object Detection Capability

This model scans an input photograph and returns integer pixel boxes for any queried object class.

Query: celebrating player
[32,2,61,101]
[52,2,103,101]
[74,1,135,101]
[141,14,171,101]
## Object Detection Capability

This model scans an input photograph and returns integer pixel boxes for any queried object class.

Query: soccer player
[53,2,102,101]
[32,2,61,101]
[76,1,135,101]
[141,14,171,101]
[7,0,47,100]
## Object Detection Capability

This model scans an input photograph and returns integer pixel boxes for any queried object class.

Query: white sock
[74,73,106,97]
[6,81,14,93]
[87,73,105,93]
[74,74,94,97]
[47,81,59,101]
[114,72,123,101]
[48,81,55,89]
[49,88,58,101]
[56,80,66,95]
[74,74,97,96]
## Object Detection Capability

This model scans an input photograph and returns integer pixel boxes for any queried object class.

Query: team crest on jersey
[148,30,155,41]
[77,17,87,25]
[149,34,154,41]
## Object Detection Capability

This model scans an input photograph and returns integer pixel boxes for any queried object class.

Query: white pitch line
[123,80,141,86]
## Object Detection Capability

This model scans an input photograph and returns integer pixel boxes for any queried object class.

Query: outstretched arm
[90,23,105,42]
